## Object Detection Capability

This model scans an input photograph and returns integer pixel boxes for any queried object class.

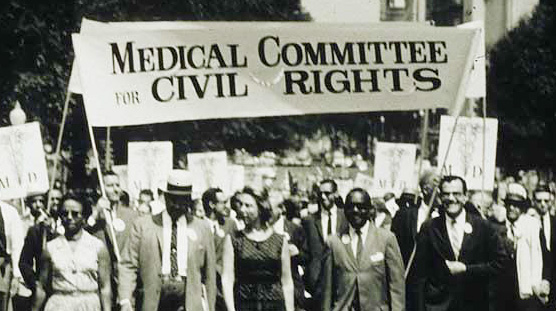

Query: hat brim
[158,186,192,196]
[505,194,526,202]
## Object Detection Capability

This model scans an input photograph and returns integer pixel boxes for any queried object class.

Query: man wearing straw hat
[118,169,216,311]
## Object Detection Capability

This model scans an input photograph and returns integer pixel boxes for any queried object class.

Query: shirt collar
[163,210,186,225]
[446,209,466,225]
[322,205,337,216]
[349,220,370,237]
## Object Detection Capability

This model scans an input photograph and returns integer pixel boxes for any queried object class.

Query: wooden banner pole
[46,89,72,213]
[405,115,461,278]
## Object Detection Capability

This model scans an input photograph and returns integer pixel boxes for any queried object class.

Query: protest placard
[72,22,478,126]
[438,116,498,190]
[228,164,245,194]
[336,179,354,200]
[0,122,49,200]
[373,142,417,197]
[354,172,374,194]
[187,151,228,197]
[112,165,128,192]
[127,141,173,200]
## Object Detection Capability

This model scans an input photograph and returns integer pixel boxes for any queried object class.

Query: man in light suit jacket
[490,182,544,311]
[413,175,507,311]
[323,188,405,311]
[118,170,216,311]
[302,179,348,311]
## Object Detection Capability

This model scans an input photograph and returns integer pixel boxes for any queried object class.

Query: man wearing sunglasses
[534,184,556,310]
[493,183,545,311]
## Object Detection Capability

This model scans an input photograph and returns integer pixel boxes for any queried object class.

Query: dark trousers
[518,297,549,311]
[0,292,32,311]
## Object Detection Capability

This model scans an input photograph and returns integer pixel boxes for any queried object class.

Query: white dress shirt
[445,209,466,259]
[349,221,370,257]
[273,215,286,234]
[417,201,439,233]
[321,206,338,241]
[161,211,188,277]
[0,201,24,278]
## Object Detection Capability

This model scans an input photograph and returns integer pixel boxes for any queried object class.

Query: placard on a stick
[187,151,228,198]
[0,122,49,200]
[127,141,173,200]
[438,116,498,190]
[373,142,417,197]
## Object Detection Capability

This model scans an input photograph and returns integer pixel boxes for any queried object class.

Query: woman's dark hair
[283,198,302,221]
[239,187,272,227]
[61,190,93,219]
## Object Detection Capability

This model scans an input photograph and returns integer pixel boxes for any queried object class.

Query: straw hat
[159,170,193,196]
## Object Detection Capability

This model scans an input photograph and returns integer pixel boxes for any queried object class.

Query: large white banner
[0,122,49,200]
[438,116,498,191]
[373,142,417,197]
[127,141,173,200]
[72,22,478,126]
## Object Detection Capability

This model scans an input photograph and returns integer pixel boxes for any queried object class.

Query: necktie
[171,220,178,277]
[509,224,517,252]
[327,213,332,236]
[352,282,361,311]
[356,229,363,260]
[449,219,461,259]
[540,219,548,253]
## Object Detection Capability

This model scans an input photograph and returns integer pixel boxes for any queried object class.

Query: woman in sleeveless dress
[32,192,111,311]
[222,187,294,311]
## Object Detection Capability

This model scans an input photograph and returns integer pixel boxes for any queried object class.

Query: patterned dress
[232,231,285,311]
[44,231,104,311]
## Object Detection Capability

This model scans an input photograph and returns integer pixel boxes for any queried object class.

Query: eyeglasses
[440,192,465,198]
[59,210,83,218]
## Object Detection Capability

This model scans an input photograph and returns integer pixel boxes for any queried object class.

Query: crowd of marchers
[0,168,554,311]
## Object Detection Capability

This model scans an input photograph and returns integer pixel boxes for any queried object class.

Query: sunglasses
[59,210,83,218]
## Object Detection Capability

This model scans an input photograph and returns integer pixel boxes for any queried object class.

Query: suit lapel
[409,208,418,239]
[431,215,457,261]
[337,209,348,233]
[459,213,476,260]
[314,214,325,243]
[360,222,377,266]
[337,227,357,268]
[153,214,164,258]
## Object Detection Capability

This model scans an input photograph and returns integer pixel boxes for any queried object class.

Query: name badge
[370,252,384,262]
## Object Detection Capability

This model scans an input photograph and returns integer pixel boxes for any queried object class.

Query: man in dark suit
[87,171,139,310]
[391,170,440,267]
[413,175,506,311]
[533,184,556,310]
[302,179,348,311]
[19,188,63,293]
[269,192,309,311]
[323,188,405,311]
[202,187,236,311]
[118,170,216,311]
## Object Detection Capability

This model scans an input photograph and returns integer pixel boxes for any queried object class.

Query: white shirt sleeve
[1,202,24,278]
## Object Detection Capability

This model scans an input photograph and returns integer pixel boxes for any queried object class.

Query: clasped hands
[533,280,550,304]
[444,260,466,275]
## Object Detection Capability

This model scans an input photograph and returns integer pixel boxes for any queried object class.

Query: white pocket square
[370,252,384,262]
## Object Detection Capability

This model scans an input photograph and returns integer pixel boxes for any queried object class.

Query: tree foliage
[488,2,556,170]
